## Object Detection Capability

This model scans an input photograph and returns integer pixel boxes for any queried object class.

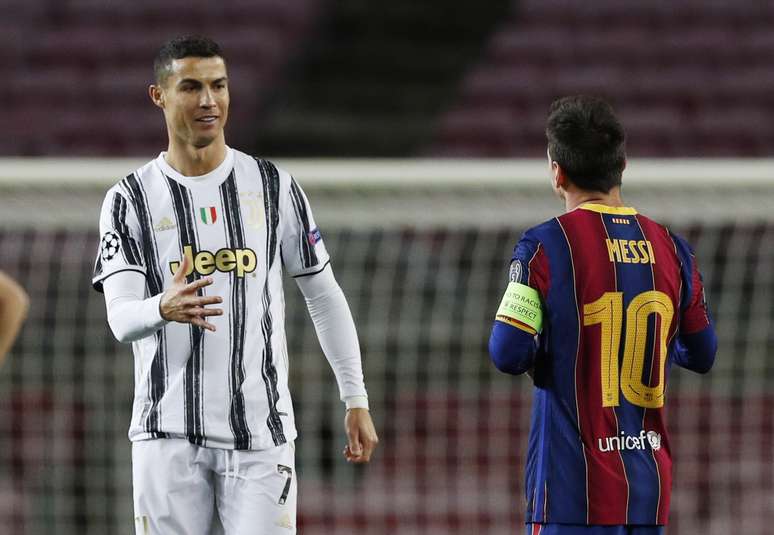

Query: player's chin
[191,131,220,149]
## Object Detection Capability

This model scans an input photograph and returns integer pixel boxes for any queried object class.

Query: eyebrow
[177,77,228,86]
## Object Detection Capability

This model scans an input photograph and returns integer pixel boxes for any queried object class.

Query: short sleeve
[510,230,550,300]
[279,173,331,277]
[671,232,711,334]
[495,229,551,334]
[92,188,146,292]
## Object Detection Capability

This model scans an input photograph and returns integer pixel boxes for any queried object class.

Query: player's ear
[149,84,165,109]
[554,163,575,194]
[550,160,563,189]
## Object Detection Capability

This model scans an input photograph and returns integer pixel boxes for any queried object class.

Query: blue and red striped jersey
[505,203,712,526]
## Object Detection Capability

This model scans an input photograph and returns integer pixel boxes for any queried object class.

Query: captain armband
[495,282,544,334]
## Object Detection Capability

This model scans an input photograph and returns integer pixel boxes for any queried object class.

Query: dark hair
[153,35,224,85]
[546,95,626,193]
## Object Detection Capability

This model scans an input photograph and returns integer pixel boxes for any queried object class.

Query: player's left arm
[294,266,378,463]
[0,271,30,366]
[671,234,717,374]
[489,232,549,376]
[279,168,378,463]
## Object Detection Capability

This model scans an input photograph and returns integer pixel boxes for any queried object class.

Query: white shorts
[132,438,296,535]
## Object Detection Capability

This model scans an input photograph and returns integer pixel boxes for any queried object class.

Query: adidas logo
[154,217,176,232]
[275,513,294,530]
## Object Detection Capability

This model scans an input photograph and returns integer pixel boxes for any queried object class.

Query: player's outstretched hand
[160,254,223,331]
[343,408,379,464]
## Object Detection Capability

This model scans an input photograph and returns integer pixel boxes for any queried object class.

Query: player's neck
[164,136,228,177]
[564,186,625,213]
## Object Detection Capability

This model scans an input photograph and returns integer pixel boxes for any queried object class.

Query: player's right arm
[489,232,549,375]
[0,271,29,366]
[671,233,717,374]
[103,256,222,343]
[93,188,222,343]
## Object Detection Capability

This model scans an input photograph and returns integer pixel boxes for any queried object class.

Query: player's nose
[200,88,216,108]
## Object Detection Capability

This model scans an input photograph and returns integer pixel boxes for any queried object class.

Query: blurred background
[1,0,773,534]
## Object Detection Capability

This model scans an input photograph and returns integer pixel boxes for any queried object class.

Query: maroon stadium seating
[431,0,774,156]
[3,0,322,156]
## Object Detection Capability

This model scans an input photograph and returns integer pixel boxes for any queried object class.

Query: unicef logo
[598,430,663,453]
[101,231,121,261]
[646,431,662,451]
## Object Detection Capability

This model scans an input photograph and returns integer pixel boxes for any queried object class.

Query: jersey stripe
[289,177,318,269]
[598,214,631,522]
[219,171,252,449]
[554,217,590,522]
[121,173,167,438]
[634,215,662,524]
[638,216,682,524]
[560,210,629,524]
[257,159,286,445]
[603,213,654,523]
[166,176,206,446]
[111,192,143,266]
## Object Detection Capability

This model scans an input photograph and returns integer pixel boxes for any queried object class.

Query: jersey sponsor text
[169,244,257,278]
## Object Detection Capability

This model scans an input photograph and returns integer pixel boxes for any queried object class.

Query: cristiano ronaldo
[93,35,378,535]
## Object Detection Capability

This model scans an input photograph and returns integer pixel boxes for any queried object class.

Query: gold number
[583,292,623,407]
[583,291,674,409]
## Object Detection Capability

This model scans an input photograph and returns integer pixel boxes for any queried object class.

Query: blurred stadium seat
[432,0,774,157]
[2,0,322,156]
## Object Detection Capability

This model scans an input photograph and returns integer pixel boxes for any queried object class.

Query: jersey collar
[578,203,638,215]
[156,146,235,188]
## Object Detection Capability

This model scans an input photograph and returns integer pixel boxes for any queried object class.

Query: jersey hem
[290,259,331,278]
[526,522,666,527]
[128,429,299,451]
[92,267,147,292]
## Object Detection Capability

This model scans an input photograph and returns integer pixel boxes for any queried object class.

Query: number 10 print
[583,291,674,409]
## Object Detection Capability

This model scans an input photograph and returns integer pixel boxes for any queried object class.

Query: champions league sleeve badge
[508,260,523,283]
[307,228,322,246]
[100,231,121,261]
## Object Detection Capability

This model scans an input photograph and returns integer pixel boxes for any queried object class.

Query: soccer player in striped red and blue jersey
[489,96,717,535]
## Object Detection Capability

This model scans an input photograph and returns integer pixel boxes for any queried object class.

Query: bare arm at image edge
[0,271,30,366]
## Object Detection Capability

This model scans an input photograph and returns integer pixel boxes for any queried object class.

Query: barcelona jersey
[503,203,711,525]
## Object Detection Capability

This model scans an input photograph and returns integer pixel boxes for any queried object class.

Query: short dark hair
[153,35,224,85]
[546,95,626,193]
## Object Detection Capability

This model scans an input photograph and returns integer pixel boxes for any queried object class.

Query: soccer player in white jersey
[92,35,378,534]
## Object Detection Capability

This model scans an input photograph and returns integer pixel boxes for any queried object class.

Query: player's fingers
[355,431,377,463]
[185,277,214,292]
[187,307,223,318]
[196,307,223,317]
[190,316,216,332]
[343,444,362,463]
[360,432,379,462]
[346,426,362,457]
[173,254,191,282]
[191,295,223,306]
[179,295,220,309]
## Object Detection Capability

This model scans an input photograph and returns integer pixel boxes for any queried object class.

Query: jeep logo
[170,245,257,278]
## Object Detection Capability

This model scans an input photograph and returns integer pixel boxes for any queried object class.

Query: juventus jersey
[93,147,330,450]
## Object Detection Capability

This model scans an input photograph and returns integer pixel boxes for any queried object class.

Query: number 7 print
[277,464,293,505]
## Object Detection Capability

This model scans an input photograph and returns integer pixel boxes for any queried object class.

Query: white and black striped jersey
[93,147,331,450]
